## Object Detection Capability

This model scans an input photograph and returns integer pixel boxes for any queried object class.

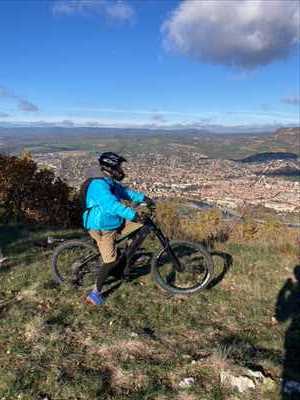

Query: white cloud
[53,0,135,23]
[0,85,39,112]
[0,87,10,97]
[1,118,298,134]
[162,0,300,69]
[60,119,75,126]
[3,106,298,130]
[18,100,39,112]
[281,95,300,105]
[151,113,167,123]
[105,1,134,21]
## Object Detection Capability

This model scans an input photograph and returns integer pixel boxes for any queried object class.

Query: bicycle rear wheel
[52,240,99,288]
[151,240,214,295]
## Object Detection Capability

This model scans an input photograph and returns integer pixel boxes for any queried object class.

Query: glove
[143,196,155,208]
[132,212,145,223]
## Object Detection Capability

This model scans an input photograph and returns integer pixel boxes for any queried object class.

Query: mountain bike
[51,205,214,295]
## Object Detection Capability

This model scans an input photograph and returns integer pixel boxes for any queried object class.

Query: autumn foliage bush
[156,200,299,256]
[0,152,81,227]
[155,199,183,239]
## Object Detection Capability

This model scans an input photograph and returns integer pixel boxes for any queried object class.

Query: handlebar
[134,202,156,222]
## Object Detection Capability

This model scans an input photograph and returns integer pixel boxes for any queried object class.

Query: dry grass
[0,215,299,399]
[24,316,45,342]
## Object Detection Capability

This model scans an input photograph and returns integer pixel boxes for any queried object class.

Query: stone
[262,377,276,391]
[179,377,195,388]
[220,371,255,393]
[245,369,265,381]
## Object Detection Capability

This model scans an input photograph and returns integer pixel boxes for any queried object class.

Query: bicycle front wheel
[151,240,214,295]
[52,240,99,288]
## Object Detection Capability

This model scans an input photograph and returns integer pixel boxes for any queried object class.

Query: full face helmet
[98,152,127,181]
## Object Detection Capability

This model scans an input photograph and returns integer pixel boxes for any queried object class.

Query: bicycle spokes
[54,243,99,287]
[156,243,211,290]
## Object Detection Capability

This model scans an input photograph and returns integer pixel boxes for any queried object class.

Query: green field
[0,220,299,400]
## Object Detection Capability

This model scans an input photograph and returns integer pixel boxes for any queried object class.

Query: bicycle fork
[154,229,184,273]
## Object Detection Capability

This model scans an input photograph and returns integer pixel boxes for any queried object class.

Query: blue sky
[0,0,299,131]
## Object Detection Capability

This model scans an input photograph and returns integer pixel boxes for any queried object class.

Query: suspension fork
[153,227,184,273]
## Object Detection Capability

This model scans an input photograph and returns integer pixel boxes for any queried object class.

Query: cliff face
[274,127,300,145]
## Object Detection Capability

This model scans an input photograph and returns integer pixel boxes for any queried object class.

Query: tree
[0,153,81,227]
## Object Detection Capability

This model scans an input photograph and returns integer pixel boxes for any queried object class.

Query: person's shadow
[275,265,300,399]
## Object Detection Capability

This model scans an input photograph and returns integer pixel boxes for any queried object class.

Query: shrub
[156,201,299,256]
[155,199,182,239]
[181,208,225,242]
[0,152,81,227]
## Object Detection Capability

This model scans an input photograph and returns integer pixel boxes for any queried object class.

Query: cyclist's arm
[115,183,145,204]
[94,180,137,221]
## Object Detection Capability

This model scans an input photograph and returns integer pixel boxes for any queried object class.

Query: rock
[245,368,277,390]
[37,394,51,400]
[47,236,64,245]
[271,317,278,325]
[245,369,265,381]
[262,377,276,391]
[179,377,195,388]
[220,371,255,393]
[0,255,8,266]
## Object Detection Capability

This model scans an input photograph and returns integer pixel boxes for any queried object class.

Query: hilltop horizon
[0,123,299,136]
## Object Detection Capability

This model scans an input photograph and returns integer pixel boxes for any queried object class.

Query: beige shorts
[89,220,143,264]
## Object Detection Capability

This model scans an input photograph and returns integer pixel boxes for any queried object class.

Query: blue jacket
[82,177,145,231]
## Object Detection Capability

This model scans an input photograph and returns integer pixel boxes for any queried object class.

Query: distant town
[1,126,298,216]
[33,147,300,215]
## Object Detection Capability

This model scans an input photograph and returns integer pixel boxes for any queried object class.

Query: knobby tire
[51,240,99,287]
[151,240,214,295]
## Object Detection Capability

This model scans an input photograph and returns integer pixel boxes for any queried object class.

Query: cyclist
[83,152,154,305]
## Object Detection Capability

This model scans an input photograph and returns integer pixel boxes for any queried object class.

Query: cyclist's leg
[118,221,144,276]
[119,220,143,243]
[89,230,118,263]
[88,230,119,293]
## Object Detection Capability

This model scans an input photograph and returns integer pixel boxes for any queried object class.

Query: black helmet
[98,152,127,181]
[98,152,127,168]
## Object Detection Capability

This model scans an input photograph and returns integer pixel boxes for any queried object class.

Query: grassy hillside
[0,218,299,400]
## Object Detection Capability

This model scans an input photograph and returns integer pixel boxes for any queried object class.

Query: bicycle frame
[120,216,184,273]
